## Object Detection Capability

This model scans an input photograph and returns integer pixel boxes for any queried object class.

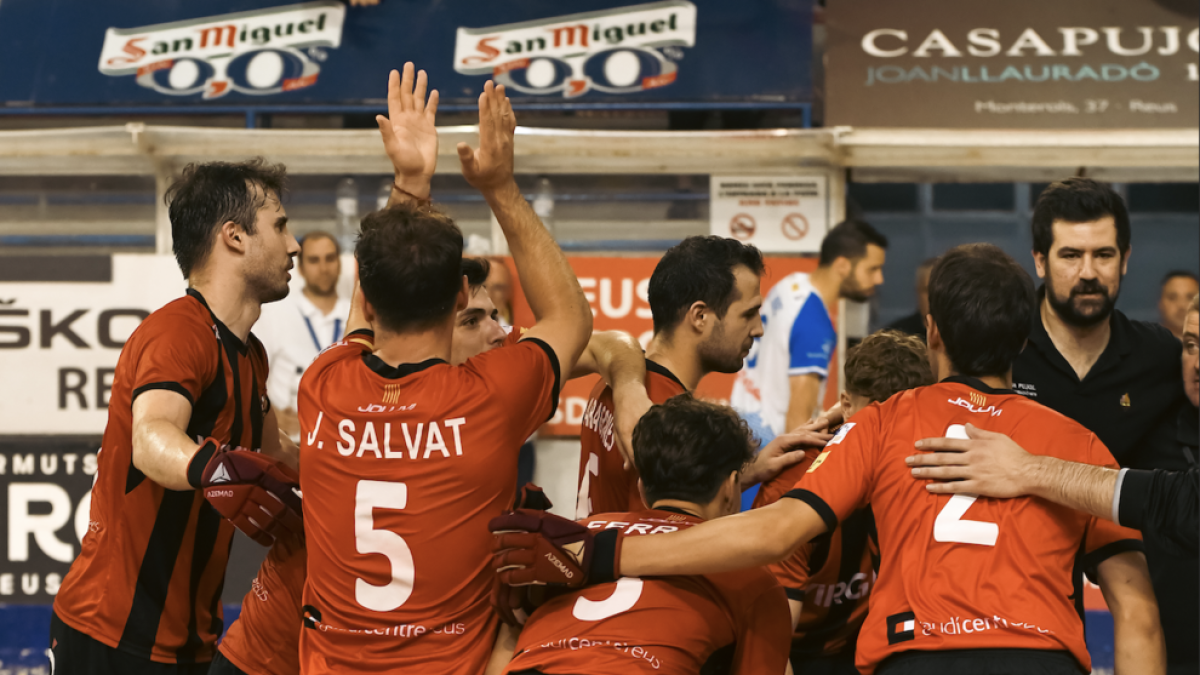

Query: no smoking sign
[710,175,829,253]
[730,213,756,240]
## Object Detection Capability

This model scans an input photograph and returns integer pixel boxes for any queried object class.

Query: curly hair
[844,330,935,403]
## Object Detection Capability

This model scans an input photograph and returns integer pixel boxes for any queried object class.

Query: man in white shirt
[257,230,351,440]
[731,220,888,448]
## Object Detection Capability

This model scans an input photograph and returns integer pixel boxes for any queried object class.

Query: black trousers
[207,651,250,675]
[791,651,859,675]
[877,648,1083,675]
[49,611,211,675]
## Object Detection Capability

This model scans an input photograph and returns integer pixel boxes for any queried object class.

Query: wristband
[391,183,432,206]
[186,437,221,489]
[589,529,622,584]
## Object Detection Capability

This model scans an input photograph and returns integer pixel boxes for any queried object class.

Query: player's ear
[685,301,710,336]
[455,276,470,313]
[219,220,249,254]
[723,471,741,515]
[839,389,853,416]
[361,295,377,326]
[1032,249,1047,279]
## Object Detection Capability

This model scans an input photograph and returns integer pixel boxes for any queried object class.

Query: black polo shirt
[1012,291,1186,469]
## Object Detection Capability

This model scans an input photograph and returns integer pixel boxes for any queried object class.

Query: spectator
[732,219,887,447]
[256,231,350,441]
[886,257,937,339]
[1160,270,1199,339]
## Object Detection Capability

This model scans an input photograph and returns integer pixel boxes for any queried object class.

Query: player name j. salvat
[307,411,469,459]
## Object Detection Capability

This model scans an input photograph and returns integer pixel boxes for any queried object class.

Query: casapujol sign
[98,1,345,99]
[453,0,697,98]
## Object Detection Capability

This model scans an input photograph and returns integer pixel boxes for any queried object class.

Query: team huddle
[47,63,1171,675]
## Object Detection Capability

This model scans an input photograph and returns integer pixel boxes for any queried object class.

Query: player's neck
[1040,296,1111,379]
[189,273,261,344]
[646,334,702,390]
[302,285,338,316]
[371,325,454,367]
[650,499,711,521]
[808,265,842,310]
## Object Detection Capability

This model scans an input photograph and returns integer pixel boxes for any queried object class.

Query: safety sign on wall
[709,175,829,253]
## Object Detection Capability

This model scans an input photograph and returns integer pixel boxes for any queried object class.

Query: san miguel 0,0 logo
[98,1,345,99]
[454,0,697,98]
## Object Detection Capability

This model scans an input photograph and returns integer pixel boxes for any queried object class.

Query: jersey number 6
[932,425,999,547]
[355,480,415,611]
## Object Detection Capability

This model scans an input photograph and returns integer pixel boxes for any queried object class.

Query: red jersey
[218,328,526,675]
[55,289,269,663]
[576,360,687,518]
[791,376,1144,674]
[505,510,791,675]
[754,455,876,658]
[297,330,558,674]
[218,534,306,675]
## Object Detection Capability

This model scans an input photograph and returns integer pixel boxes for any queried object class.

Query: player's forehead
[302,236,336,258]
[466,286,496,312]
[729,265,763,309]
[1049,217,1118,251]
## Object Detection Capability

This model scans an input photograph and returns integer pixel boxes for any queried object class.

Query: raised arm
[1096,551,1165,675]
[572,331,651,465]
[376,62,439,206]
[457,81,592,373]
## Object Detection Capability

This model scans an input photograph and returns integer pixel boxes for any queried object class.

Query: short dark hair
[648,236,765,335]
[927,244,1036,378]
[1032,178,1130,257]
[633,394,757,506]
[300,231,340,258]
[356,202,464,333]
[1162,270,1198,287]
[818,219,888,267]
[844,330,934,403]
[462,257,492,291]
[165,158,288,278]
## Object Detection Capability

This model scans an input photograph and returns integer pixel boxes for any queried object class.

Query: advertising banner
[710,175,830,254]
[0,0,812,108]
[825,0,1199,128]
[507,255,837,437]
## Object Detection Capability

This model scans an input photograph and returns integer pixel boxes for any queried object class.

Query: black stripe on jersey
[216,326,246,448]
[519,337,562,423]
[117,490,195,659]
[248,367,264,451]
[176,500,222,664]
[208,538,233,640]
[132,382,196,406]
[784,489,838,533]
[793,508,872,656]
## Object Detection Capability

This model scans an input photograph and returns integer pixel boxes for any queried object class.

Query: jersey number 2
[355,480,415,611]
[932,425,999,547]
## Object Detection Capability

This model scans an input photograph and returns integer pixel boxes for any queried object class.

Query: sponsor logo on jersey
[807,449,832,473]
[98,1,346,100]
[209,463,232,483]
[887,611,916,645]
[453,1,697,98]
[947,395,1003,417]
[827,422,856,446]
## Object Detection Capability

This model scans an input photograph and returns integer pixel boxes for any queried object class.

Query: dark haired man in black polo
[1012,177,1193,673]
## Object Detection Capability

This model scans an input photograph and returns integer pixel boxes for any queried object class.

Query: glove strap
[187,437,221,489]
[589,529,621,584]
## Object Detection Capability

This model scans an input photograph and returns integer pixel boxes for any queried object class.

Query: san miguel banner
[0,0,811,108]
[825,0,1199,127]
[507,256,836,437]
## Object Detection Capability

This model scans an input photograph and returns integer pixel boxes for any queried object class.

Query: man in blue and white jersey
[732,220,888,449]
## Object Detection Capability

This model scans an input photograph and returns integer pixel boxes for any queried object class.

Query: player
[731,220,887,447]
[212,255,505,675]
[752,330,933,675]
[503,395,791,675]
[576,236,827,519]
[296,73,593,674]
[493,244,1166,675]
[51,159,302,673]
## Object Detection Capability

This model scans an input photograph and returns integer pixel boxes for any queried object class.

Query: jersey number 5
[932,425,999,547]
[355,480,415,611]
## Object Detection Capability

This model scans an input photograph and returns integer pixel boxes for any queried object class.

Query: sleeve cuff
[785,587,807,602]
[1111,468,1129,525]
[788,366,828,378]
[1116,468,1155,531]
[783,488,838,534]
[132,381,195,407]
[1083,539,1145,582]
[518,337,562,422]
[590,529,621,584]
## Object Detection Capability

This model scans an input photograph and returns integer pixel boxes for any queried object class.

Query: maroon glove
[188,440,302,546]
[492,484,556,626]
[489,509,620,589]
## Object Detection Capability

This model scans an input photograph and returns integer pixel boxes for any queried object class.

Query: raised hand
[457,80,516,193]
[376,62,439,201]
